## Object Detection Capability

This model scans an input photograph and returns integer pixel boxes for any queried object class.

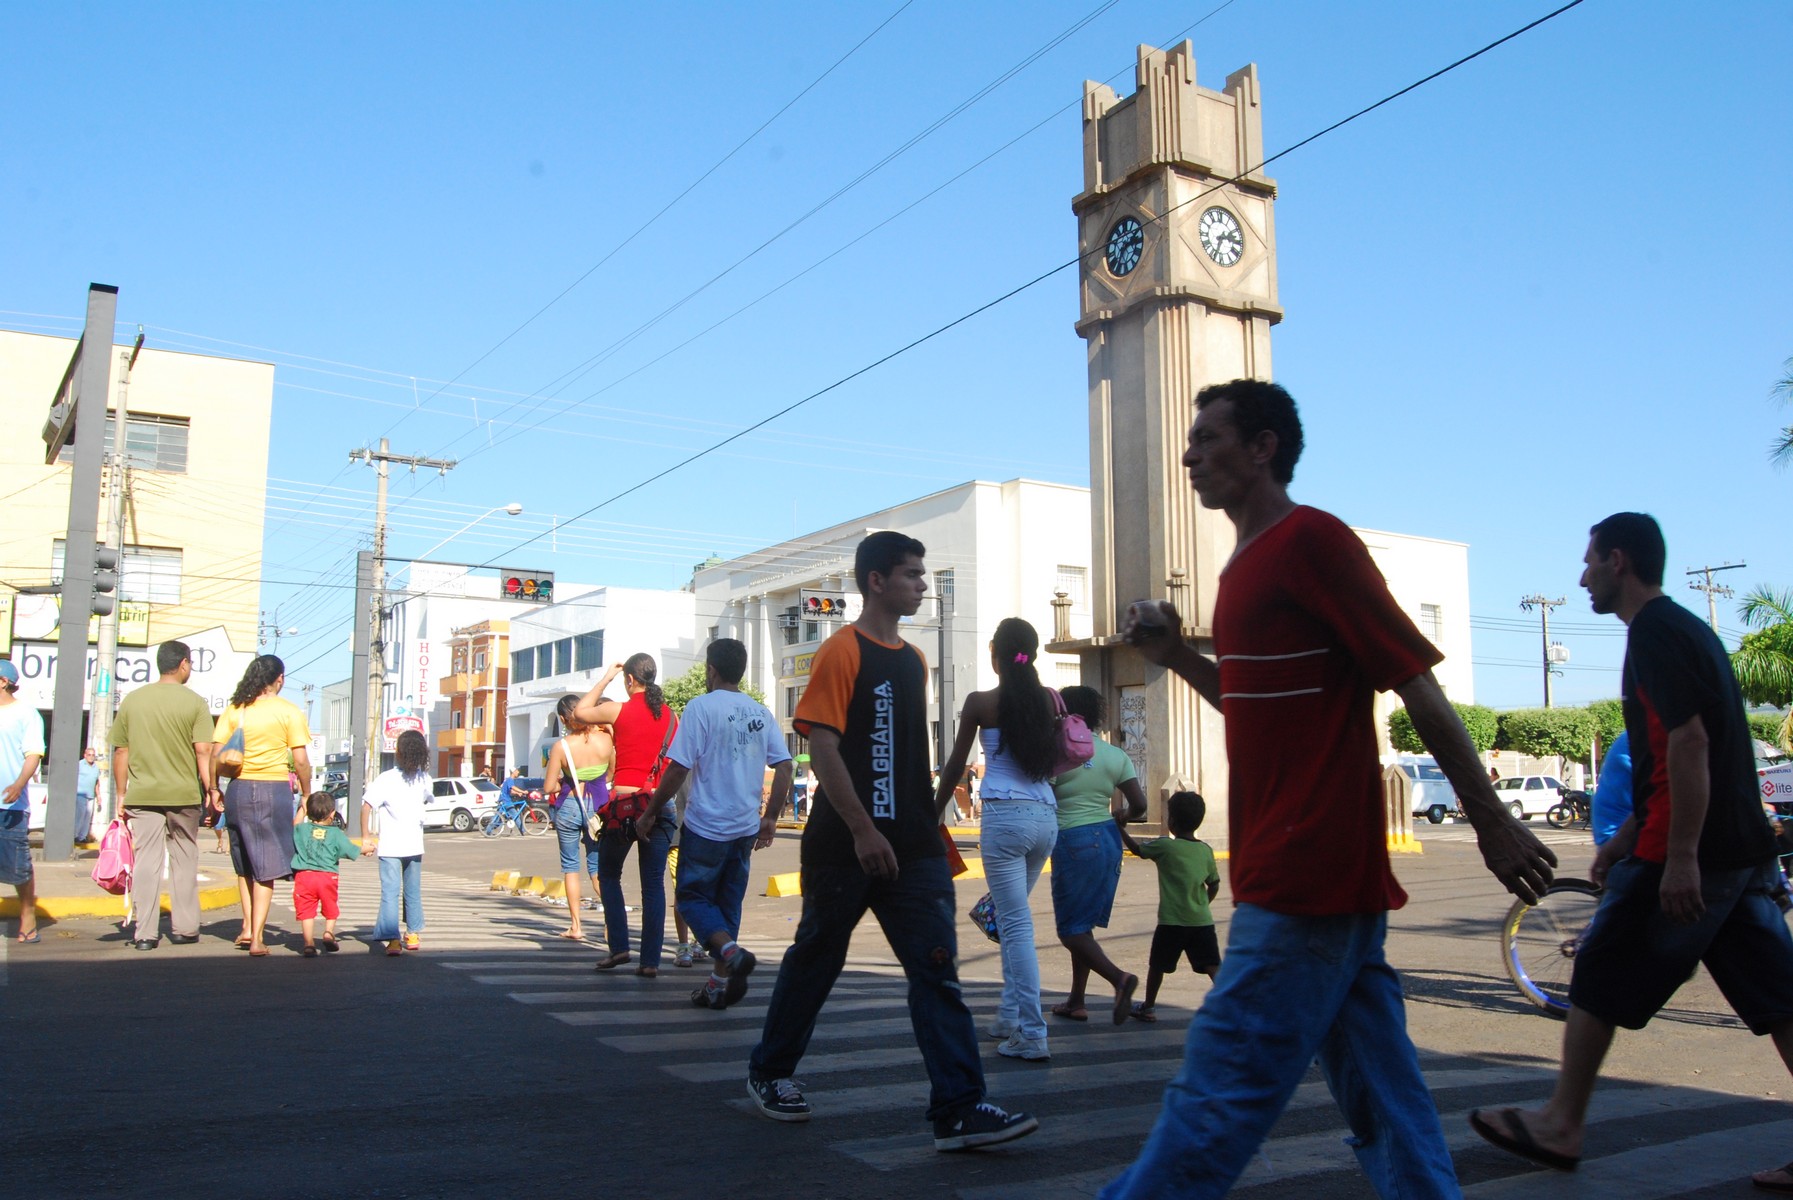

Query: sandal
[248,946,270,958]
[1129,1001,1157,1022]
[16,930,41,944]
[321,935,339,953]
[1752,1163,1793,1194]
[1467,1107,1580,1172]
[234,935,253,950]
[302,945,319,958]
[1113,974,1139,1025]
[557,929,584,941]
[1050,1002,1089,1021]
[593,952,632,971]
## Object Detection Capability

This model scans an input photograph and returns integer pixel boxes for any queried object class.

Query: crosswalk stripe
[597,1015,921,1053]
[1464,1117,1793,1197]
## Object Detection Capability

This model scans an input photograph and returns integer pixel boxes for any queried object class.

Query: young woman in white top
[933,617,1062,1062]
[362,729,430,956]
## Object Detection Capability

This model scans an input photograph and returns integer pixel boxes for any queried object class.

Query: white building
[504,586,698,775]
[692,479,1094,764]
[691,479,1472,768]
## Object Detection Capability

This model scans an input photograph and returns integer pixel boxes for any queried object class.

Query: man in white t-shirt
[0,660,46,942]
[639,639,792,1010]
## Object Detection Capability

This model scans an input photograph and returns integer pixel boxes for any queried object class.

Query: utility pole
[41,284,118,863]
[349,551,373,836]
[347,439,454,795]
[88,329,144,837]
[1519,594,1566,708]
[936,584,953,777]
[1687,561,1746,634]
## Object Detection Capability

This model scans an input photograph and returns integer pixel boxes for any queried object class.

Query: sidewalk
[0,835,241,921]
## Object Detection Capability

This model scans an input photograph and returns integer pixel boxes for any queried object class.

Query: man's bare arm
[1120,601,1220,709]
[1659,715,1710,924]
[1396,670,1556,903]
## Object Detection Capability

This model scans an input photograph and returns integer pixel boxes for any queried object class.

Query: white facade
[691,479,1094,762]
[690,479,1474,769]
[504,586,698,775]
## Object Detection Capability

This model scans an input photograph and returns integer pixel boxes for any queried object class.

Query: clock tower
[1053,42,1281,837]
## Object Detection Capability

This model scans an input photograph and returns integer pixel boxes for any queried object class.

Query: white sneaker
[996,1035,1050,1062]
[985,1019,1016,1041]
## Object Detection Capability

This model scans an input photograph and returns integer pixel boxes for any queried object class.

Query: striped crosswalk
[336,865,1793,1199]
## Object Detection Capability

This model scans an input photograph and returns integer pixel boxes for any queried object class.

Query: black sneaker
[690,983,726,1010]
[746,1077,810,1122]
[720,946,756,1007]
[933,1101,1039,1152]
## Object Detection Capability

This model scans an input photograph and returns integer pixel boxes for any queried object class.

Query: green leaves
[1386,702,1497,754]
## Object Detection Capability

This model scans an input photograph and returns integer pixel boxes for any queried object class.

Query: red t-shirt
[1213,506,1442,915]
[611,692,677,790]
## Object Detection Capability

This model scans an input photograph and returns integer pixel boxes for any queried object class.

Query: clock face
[1105,216,1143,277]
[1198,206,1245,267]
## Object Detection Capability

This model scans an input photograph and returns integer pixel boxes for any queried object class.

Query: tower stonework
[1053,42,1281,840]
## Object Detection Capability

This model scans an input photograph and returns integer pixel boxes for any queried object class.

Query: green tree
[1748,712,1788,748]
[1386,702,1497,754]
[662,662,765,715]
[1584,698,1626,756]
[1769,355,1793,467]
[1497,707,1597,760]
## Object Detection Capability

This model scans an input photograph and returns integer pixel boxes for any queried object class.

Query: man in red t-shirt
[1100,379,1555,1200]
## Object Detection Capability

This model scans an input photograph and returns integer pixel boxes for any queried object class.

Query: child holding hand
[1119,790,1221,1020]
[290,790,360,957]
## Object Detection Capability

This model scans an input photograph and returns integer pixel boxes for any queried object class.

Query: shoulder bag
[558,739,604,841]
[217,722,247,781]
[1049,689,1095,776]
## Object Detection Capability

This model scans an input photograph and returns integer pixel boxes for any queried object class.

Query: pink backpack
[91,818,134,895]
[1050,689,1096,776]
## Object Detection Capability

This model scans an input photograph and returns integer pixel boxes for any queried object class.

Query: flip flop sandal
[1467,1108,1579,1172]
[1129,1001,1157,1022]
[593,952,632,971]
[321,936,340,953]
[1050,1003,1089,1021]
[234,936,253,950]
[248,947,270,958]
[302,945,319,958]
[1114,974,1139,1025]
[1752,1163,1793,1194]
[16,930,41,944]
[557,930,584,941]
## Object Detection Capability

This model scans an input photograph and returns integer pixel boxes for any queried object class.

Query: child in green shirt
[290,791,361,957]
[1119,790,1221,1021]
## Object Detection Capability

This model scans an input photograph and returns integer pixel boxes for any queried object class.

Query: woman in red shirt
[575,653,679,975]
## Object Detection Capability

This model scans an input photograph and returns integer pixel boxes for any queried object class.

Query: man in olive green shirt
[111,641,215,949]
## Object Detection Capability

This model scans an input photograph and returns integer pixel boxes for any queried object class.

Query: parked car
[1487,774,1569,820]
[1395,758,1458,825]
[425,777,500,832]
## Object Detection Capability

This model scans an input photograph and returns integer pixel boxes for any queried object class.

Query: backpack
[1050,689,1095,777]
[91,818,135,895]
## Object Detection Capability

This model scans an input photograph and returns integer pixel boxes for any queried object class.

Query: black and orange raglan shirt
[792,624,942,869]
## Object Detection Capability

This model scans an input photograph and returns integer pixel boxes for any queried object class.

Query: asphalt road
[8,820,1792,1199]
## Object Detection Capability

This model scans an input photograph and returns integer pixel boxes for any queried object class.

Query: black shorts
[1149,923,1220,974]
[1569,857,1793,1034]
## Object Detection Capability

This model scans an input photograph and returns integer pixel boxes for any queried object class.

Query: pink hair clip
[1013,653,1029,664]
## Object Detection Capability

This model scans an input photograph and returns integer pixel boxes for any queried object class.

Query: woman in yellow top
[210,654,312,956]
[542,694,614,942]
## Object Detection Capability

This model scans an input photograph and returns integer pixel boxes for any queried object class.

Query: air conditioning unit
[777,613,800,629]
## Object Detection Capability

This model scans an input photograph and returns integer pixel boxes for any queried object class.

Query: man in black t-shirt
[1472,514,1793,1188]
[745,532,1038,1152]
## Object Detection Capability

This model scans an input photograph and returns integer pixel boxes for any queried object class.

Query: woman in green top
[1047,686,1148,1021]
[543,695,614,942]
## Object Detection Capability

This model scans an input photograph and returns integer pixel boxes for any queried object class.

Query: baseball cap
[0,660,18,685]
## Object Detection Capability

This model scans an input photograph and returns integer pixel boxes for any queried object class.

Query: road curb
[2,884,240,921]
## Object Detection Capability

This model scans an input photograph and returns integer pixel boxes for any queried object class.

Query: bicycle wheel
[522,806,549,835]
[1545,802,1574,829]
[479,813,500,837]
[1502,879,1601,1017]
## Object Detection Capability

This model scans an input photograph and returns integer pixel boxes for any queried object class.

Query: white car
[1397,758,1459,825]
[1490,775,1568,820]
[425,777,499,833]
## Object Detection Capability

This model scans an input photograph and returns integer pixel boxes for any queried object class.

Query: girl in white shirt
[363,729,430,956]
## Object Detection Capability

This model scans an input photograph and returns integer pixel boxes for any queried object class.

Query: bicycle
[480,793,537,837]
[1500,878,1602,1017]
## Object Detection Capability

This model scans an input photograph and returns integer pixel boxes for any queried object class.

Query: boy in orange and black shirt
[745,531,1038,1153]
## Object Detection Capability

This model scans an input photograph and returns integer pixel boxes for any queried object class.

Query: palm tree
[1771,356,1793,467]
[1733,585,1793,751]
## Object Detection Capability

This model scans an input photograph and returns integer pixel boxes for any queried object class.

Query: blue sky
[3,0,1789,708]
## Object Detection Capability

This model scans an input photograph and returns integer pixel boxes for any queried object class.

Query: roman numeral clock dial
[1198,206,1244,267]
[1104,216,1143,276]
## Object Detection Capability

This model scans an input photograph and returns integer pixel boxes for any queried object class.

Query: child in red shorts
[291,790,361,957]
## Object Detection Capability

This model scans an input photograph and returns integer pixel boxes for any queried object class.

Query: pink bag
[91,817,134,895]
[1050,689,1095,776]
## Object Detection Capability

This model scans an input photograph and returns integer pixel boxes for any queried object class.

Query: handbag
[604,711,675,833]
[1050,689,1095,776]
[968,892,1000,944]
[216,725,246,781]
[91,818,135,896]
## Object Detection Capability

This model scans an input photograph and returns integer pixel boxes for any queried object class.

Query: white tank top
[977,727,1057,805]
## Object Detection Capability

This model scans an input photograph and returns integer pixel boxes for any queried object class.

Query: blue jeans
[981,800,1058,1041]
[553,795,602,876]
[374,855,423,940]
[676,828,755,953]
[1100,904,1456,1199]
[749,854,985,1122]
[598,820,673,967]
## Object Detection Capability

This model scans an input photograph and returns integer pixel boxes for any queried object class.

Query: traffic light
[801,594,847,618]
[502,570,554,604]
[91,545,119,617]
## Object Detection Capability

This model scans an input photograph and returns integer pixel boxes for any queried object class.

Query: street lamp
[410,503,524,562]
